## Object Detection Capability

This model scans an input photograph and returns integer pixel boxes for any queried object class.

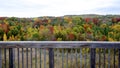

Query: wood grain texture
[0,41,120,48]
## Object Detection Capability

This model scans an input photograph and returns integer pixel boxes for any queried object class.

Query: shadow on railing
[0,41,120,68]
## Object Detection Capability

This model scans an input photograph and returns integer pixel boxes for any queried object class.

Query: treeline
[0,15,120,41]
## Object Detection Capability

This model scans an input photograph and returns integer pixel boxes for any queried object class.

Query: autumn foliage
[0,16,120,41]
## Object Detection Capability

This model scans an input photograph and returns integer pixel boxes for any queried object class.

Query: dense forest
[0,15,120,41]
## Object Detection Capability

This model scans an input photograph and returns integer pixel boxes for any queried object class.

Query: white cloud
[0,0,119,17]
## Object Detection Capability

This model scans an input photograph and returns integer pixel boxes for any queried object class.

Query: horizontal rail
[0,41,120,68]
[0,41,120,48]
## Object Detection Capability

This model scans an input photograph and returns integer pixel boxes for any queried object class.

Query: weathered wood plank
[90,48,96,68]
[0,48,2,68]
[9,48,14,68]
[118,49,120,68]
[0,41,120,48]
[49,48,54,68]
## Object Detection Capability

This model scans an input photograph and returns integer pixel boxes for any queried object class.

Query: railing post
[0,48,2,68]
[119,49,120,68]
[49,48,54,68]
[90,48,96,68]
[9,48,14,68]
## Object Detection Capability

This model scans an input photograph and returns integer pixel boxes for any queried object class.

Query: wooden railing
[0,41,120,68]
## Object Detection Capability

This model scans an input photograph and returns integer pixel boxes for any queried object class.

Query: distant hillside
[64,14,120,18]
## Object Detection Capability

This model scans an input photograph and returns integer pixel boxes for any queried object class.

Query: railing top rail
[0,41,120,48]
[0,41,120,43]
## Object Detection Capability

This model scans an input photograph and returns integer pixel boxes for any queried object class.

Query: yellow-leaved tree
[3,33,7,41]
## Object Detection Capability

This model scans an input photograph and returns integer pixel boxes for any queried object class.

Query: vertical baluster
[95,48,97,68]
[103,48,106,68]
[118,49,120,68]
[4,48,6,68]
[98,48,101,68]
[113,49,116,68]
[26,48,28,68]
[75,49,78,68]
[84,48,87,68]
[22,48,24,68]
[90,48,96,68]
[66,49,68,68]
[80,48,82,68]
[70,48,73,68]
[9,48,14,68]
[57,49,59,68]
[0,48,2,68]
[35,48,37,68]
[108,49,110,68]
[44,49,46,68]
[62,49,64,68]
[13,48,15,68]
[53,49,55,68]
[49,48,54,68]
[17,48,20,68]
[89,48,90,67]
[40,49,41,68]
[30,48,32,68]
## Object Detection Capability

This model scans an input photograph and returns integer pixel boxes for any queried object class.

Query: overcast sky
[0,0,120,17]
